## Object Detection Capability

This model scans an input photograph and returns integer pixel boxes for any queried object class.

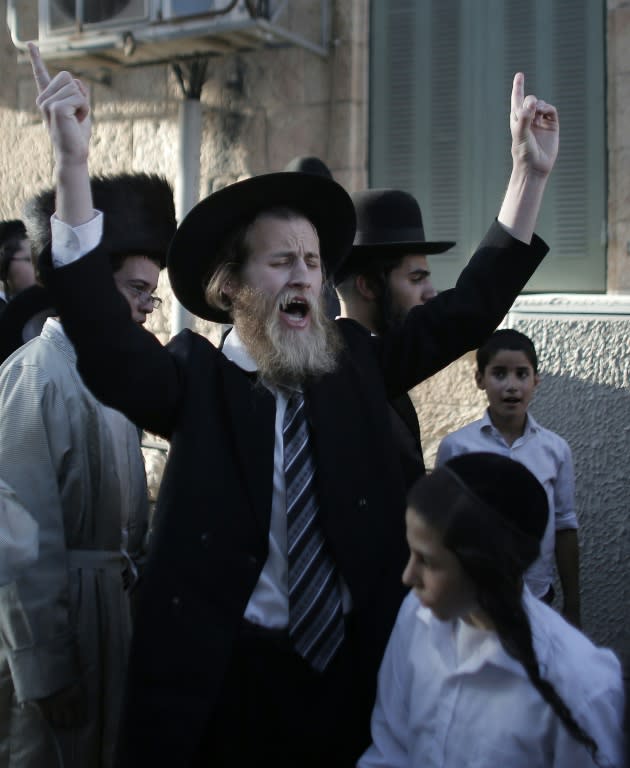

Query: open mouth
[280,297,310,319]
[503,397,521,405]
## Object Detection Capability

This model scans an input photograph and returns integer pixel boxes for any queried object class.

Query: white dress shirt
[359,589,625,768]
[436,410,578,597]
[50,211,352,629]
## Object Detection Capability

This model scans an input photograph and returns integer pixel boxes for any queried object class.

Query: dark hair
[0,234,31,284]
[110,251,163,275]
[407,454,601,764]
[203,205,329,315]
[476,329,538,374]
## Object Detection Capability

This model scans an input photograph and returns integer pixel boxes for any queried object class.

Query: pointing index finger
[27,42,51,94]
[511,72,524,117]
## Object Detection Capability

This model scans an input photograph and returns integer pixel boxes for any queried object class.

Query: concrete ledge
[511,293,630,318]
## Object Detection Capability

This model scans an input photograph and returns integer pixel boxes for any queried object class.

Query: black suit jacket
[42,221,547,767]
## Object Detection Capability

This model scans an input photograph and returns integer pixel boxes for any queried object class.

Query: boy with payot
[436,329,580,626]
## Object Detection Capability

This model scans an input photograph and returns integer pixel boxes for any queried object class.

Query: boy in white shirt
[436,329,580,625]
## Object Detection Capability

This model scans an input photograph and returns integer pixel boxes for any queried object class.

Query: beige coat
[0,319,148,768]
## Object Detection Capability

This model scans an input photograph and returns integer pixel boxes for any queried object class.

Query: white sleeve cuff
[51,211,104,267]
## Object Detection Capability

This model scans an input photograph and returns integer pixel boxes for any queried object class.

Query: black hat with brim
[167,172,356,323]
[334,188,455,284]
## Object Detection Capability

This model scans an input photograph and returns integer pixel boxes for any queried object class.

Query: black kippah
[443,452,548,544]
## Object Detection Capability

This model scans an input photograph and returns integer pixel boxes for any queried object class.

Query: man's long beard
[232,286,343,387]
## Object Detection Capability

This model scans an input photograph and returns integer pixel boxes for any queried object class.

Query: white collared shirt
[435,410,578,597]
[359,589,625,768]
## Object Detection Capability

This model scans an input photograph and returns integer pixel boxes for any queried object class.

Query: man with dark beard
[335,188,456,485]
[29,43,559,768]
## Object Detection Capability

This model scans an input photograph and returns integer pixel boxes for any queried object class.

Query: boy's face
[475,349,540,425]
[402,508,478,623]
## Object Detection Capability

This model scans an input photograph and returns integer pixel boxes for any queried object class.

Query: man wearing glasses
[0,174,175,768]
[0,220,36,314]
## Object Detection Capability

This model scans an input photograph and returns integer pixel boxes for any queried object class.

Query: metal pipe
[171,96,202,337]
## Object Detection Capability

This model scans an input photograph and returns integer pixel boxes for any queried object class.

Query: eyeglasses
[125,283,162,309]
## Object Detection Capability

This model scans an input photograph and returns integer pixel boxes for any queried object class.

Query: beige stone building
[0,0,627,671]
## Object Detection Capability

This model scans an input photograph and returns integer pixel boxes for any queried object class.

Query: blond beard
[232,285,342,387]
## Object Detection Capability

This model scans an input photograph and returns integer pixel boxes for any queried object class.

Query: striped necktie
[283,390,344,672]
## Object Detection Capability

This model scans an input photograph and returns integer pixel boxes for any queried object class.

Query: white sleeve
[553,439,578,530]
[358,598,415,768]
[553,654,626,768]
[51,211,104,267]
[435,434,458,468]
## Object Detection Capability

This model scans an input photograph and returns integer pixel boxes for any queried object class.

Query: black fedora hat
[167,172,356,323]
[335,189,455,284]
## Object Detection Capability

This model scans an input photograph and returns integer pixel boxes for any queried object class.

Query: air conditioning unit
[7,0,328,67]
[40,0,155,37]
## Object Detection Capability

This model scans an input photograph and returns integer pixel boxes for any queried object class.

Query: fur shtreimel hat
[167,171,356,323]
[24,174,176,268]
[0,220,27,248]
[443,452,549,544]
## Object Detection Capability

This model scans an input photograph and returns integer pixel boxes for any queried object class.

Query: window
[369,0,606,292]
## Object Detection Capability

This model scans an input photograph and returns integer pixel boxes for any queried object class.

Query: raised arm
[28,42,94,228]
[498,72,559,243]
[27,44,181,436]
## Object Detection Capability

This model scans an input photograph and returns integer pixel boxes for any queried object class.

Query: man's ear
[474,369,485,390]
[222,278,236,300]
[356,274,378,301]
[533,372,541,389]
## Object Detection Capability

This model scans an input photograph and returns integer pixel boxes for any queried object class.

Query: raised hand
[509,72,559,178]
[28,42,91,170]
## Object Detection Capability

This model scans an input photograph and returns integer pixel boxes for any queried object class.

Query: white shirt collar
[221,325,258,373]
[413,585,548,681]
[480,408,540,435]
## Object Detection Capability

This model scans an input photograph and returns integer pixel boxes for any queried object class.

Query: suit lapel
[219,359,276,539]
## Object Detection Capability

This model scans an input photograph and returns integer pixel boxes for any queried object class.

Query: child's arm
[555,529,580,628]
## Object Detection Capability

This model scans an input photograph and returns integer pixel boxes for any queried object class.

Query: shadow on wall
[529,372,629,672]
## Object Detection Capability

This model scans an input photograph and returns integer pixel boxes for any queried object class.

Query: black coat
[42,221,547,766]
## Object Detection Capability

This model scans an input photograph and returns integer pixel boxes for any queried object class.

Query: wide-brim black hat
[167,172,356,323]
[335,188,455,284]
[24,174,176,268]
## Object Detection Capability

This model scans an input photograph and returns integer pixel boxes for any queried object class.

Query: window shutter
[369,0,606,292]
